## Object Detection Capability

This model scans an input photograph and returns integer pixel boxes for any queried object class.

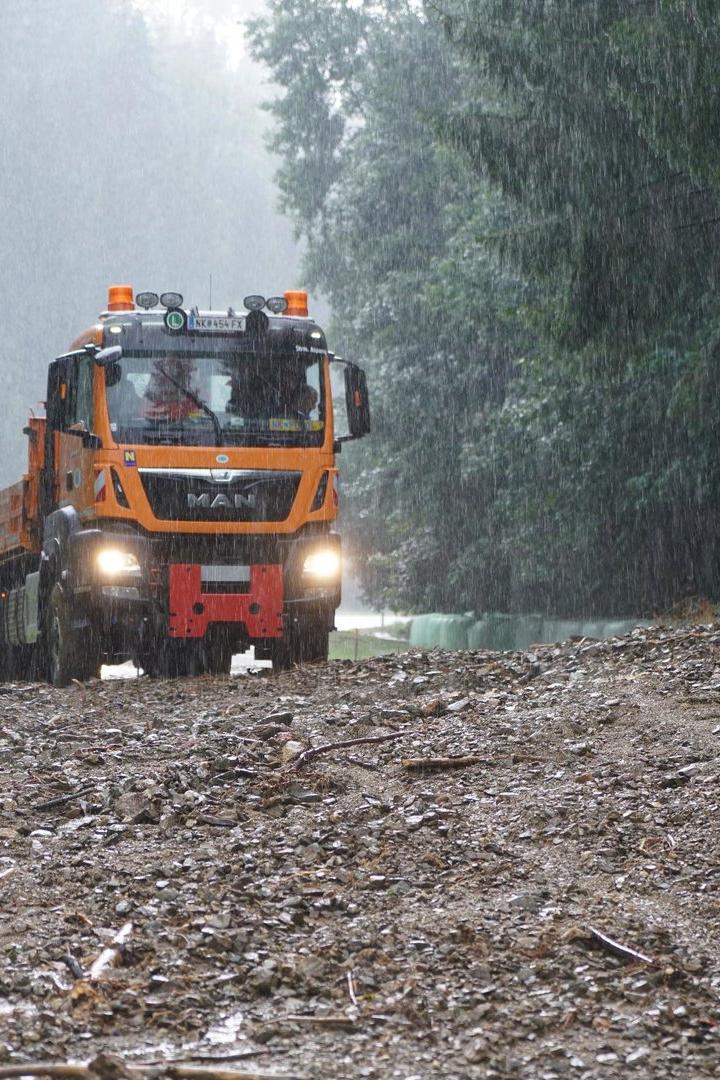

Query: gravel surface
[2,624,720,1078]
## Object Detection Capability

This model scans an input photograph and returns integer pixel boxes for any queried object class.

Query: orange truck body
[0,287,369,684]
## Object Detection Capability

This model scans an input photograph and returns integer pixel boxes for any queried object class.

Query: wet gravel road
[2,625,720,1078]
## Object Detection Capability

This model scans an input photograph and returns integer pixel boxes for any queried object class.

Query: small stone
[280,741,304,763]
[447,697,471,713]
[626,1048,651,1065]
[263,710,294,725]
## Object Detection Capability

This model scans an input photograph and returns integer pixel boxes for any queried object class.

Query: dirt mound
[2,624,720,1077]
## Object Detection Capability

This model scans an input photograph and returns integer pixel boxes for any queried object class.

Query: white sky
[128,0,266,70]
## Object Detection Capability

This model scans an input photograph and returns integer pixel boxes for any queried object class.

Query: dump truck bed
[0,481,26,557]
[0,417,45,560]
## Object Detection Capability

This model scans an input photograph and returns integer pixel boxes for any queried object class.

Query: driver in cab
[228,361,318,420]
[143,354,202,421]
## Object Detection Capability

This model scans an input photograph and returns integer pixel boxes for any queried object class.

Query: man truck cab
[0,286,370,685]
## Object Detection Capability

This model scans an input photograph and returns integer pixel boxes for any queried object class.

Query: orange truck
[0,286,370,685]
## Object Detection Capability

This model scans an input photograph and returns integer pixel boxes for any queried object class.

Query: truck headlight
[302,548,341,581]
[96,548,141,577]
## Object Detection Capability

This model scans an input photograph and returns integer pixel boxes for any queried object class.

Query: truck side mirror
[94,345,123,367]
[344,363,370,440]
[65,422,102,450]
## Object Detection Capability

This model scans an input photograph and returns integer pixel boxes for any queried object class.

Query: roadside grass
[329,626,410,661]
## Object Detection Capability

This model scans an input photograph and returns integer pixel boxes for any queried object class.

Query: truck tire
[147,640,203,678]
[12,646,38,682]
[203,638,233,676]
[47,584,80,687]
[0,644,15,682]
[78,636,102,681]
[271,615,329,672]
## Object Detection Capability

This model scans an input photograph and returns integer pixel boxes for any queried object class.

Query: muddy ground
[2,625,720,1078]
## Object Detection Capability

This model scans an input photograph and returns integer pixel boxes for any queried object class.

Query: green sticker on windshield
[269,417,302,432]
[164,308,186,333]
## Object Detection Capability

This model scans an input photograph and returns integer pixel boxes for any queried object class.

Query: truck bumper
[65,528,341,651]
[168,563,284,639]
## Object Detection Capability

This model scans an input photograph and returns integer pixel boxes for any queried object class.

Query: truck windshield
[104,351,324,447]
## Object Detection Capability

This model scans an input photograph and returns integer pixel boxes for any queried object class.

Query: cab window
[65,355,94,431]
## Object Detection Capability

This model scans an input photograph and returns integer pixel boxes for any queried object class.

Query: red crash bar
[168,563,284,639]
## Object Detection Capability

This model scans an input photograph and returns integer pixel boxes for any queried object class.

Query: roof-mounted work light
[266,296,289,314]
[284,290,309,317]
[160,291,184,309]
[243,295,266,311]
[135,291,159,310]
[107,285,134,312]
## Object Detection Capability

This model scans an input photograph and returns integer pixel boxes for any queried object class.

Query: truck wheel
[149,640,203,678]
[271,616,329,672]
[78,635,102,681]
[0,645,15,682]
[296,617,330,664]
[203,638,233,676]
[47,584,80,687]
[270,633,294,672]
[12,646,38,682]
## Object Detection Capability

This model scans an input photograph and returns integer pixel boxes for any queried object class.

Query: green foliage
[251,0,720,617]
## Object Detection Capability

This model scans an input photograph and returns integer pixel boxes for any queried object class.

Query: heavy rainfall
[1,1,720,1077]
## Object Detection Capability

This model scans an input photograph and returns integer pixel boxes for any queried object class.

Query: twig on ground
[88,921,133,981]
[292,731,415,767]
[346,970,358,1006]
[142,1052,271,1066]
[401,755,489,771]
[588,926,656,966]
[0,1065,304,1080]
[33,786,95,811]
[196,813,237,827]
[281,1014,356,1028]
[0,1068,88,1079]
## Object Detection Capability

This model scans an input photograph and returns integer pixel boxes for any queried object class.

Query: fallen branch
[346,970,358,1006]
[154,1069,298,1080]
[588,926,655,966]
[0,1068,87,1079]
[142,1053,271,1066]
[154,1068,303,1080]
[196,813,237,827]
[292,731,416,767]
[281,1014,356,1028]
[0,1065,304,1080]
[401,755,489,771]
[88,921,133,981]
[33,786,95,811]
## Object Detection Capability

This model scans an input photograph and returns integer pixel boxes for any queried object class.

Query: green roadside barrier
[332,612,651,660]
[409,611,650,652]
[468,613,515,651]
[410,613,474,650]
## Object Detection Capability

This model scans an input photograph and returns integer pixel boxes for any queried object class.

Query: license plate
[187,314,246,332]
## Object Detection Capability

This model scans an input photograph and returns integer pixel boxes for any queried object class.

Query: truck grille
[139,468,301,523]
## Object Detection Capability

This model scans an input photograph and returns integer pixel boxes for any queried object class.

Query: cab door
[54,351,98,519]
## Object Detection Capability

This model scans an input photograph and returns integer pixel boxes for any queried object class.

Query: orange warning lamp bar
[284,290,308,317]
[107,285,135,312]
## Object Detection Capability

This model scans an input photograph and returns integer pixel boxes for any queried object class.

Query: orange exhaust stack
[284,290,308,317]
[107,284,135,312]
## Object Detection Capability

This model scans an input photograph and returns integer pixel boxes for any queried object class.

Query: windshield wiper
[155,364,224,446]
[139,430,201,445]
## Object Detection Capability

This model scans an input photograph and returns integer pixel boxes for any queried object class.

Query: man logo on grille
[187,492,256,510]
